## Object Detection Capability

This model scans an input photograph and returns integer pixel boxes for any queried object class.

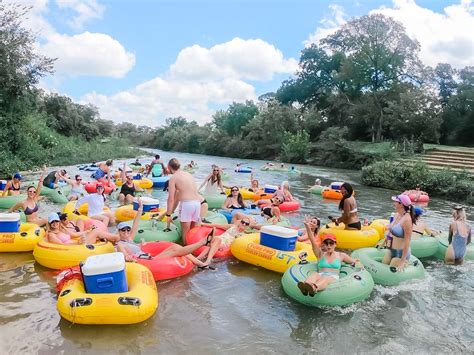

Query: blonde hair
[281,181,290,191]
[453,207,467,223]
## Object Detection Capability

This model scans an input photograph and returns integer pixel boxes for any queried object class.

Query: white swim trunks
[179,200,201,222]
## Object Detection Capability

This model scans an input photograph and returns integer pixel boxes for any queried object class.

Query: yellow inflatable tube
[62,201,111,221]
[116,178,153,189]
[33,238,115,270]
[230,233,317,273]
[115,204,165,222]
[319,222,381,250]
[223,187,258,200]
[0,223,45,252]
[57,263,158,325]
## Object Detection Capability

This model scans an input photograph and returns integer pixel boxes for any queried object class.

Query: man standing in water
[157,158,201,242]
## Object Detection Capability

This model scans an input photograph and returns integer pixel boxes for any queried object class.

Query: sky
[15,0,474,127]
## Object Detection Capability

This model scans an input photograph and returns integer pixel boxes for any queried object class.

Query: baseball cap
[414,207,424,216]
[48,212,61,223]
[321,234,337,243]
[56,212,68,221]
[117,221,131,230]
[391,194,412,207]
[13,172,22,180]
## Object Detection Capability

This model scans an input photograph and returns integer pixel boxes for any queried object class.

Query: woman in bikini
[9,171,46,226]
[222,186,248,211]
[2,172,22,196]
[331,182,360,230]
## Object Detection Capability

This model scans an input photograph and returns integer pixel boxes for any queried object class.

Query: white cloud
[372,0,474,68]
[170,38,298,81]
[305,0,474,68]
[81,37,297,126]
[56,0,105,30]
[42,32,135,78]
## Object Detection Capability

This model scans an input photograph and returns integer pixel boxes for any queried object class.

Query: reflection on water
[0,149,472,353]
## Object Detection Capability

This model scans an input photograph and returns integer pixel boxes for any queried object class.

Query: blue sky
[28,0,474,126]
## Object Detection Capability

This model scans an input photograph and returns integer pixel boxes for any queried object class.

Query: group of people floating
[2,156,471,296]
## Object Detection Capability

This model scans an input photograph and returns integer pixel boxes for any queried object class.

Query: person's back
[172,170,200,201]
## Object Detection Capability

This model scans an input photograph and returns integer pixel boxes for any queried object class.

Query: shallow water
[1,150,473,354]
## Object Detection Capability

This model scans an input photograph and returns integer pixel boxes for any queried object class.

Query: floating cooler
[134,197,159,212]
[82,252,128,294]
[330,181,344,190]
[0,213,20,233]
[259,225,297,251]
[0,180,6,190]
[264,184,278,193]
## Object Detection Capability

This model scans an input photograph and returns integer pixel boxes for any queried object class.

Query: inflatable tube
[370,219,390,239]
[0,194,26,209]
[185,226,231,258]
[235,168,252,173]
[351,247,425,285]
[202,193,227,209]
[219,207,261,223]
[134,220,181,243]
[61,201,108,231]
[137,241,194,280]
[115,204,165,223]
[252,192,273,201]
[410,236,439,258]
[282,263,374,307]
[319,223,381,250]
[407,193,429,203]
[33,238,115,270]
[129,164,142,171]
[434,233,474,261]
[116,178,153,189]
[279,201,301,212]
[223,188,258,201]
[57,262,158,325]
[151,176,169,188]
[260,166,302,175]
[230,233,317,273]
[183,166,197,174]
[40,185,71,204]
[0,223,45,252]
[309,186,326,195]
[84,179,116,194]
[322,189,343,200]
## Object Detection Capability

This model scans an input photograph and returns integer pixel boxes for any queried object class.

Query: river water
[1,150,473,354]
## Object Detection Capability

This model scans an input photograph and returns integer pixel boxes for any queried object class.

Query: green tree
[281,130,310,163]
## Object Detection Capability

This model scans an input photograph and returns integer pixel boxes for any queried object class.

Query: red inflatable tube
[185,226,232,258]
[84,179,116,194]
[82,219,107,232]
[137,241,194,281]
[261,200,301,212]
[407,193,430,203]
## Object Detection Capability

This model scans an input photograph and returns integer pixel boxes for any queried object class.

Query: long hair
[338,182,353,211]
[210,170,221,186]
[402,204,417,225]
[227,187,244,207]
[453,207,467,223]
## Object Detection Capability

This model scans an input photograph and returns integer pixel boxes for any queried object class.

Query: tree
[322,14,423,142]
[212,101,258,136]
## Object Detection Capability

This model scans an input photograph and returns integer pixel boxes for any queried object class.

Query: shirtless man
[157,158,201,242]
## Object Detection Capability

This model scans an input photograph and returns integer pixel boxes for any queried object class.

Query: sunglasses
[323,240,335,246]
[119,227,131,232]
[28,190,36,194]
[213,169,219,172]
[231,189,239,192]
[76,178,82,181]
[240,220,250,226]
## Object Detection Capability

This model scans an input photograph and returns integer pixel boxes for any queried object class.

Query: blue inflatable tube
[218,207,260,223]
[235,168,252,173]
[151,176,170,188]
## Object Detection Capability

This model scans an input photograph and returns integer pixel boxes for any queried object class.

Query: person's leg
[314,275,337,291]
[76,219,85,232]
[125,194,134,204]
[91,214,110,227]
[118,193,125,204]
[382,249,392,265]
[181,221,191,242]
[204,235,223,265]
[445,245,455,264]
[155,237,210,259]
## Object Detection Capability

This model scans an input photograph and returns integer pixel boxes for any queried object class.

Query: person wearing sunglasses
[297,216,321,242]
[199,217,259,266]
[382,194,417,271]
[222,186,248,211]
[9,169,46,226]
[2,172,22,197]
[199,166,224,194]
[118,161,144,204]
[297,216,360,297]
[45,212,89,245]
[233,196,282,225]
[74,183,115,227]
[60,174,86,201]
[445,205,471,265]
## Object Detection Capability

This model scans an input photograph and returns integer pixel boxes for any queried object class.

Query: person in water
[61,174,86,201]
[155,158,203,242]
[297,216,321,242]
[402,185,428,201]
[45,212,91,245]
[222,186,248,211]
[9,170,46,226]
[445,206,471,265]
[382,194,417,271]
[91,160,113,180]
[42,169,67,189]
[233,196,282,225]
[2,172,22,196]
[147,154,166,177]
[131,158,141,166]
[74,183,115,227]
[279,181,295,201]
[115,198,211,267]
[58,212,85,234]
[199,166,225,194]
[248,172,260,193]
[308,178,322,191]
[331,182,360,230]
[118,162,144,204]
[411,207,439,238]
[297,216,360,297]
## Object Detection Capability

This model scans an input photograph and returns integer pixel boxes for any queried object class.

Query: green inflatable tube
[172,211,228,235]
[134,220,181,243]
[40,184,71,204]
[434,233,474,261]
[0,194,26,209]
[309,186,326,195]
[351,248,425,286]
[282,263,374,307]
[410,236,439,258]
[202,193,227,209]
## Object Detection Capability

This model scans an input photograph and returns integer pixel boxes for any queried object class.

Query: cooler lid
[264,184,278,189]
[134,196,159,205]
[82,252,125,275]
[0,212,20,222]
[260,225,297,238]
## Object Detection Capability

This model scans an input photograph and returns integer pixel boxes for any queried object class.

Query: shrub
[281,130,311,163]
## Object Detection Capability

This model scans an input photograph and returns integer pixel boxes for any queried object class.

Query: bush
[361,160,474,204]
[281,130,311,163]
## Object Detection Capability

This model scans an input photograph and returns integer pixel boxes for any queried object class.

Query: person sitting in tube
[2,172,22,196]
[330,182,361,230]
[297,216,361,297]
[222,186,248,211]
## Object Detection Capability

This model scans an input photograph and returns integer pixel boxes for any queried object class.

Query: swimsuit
[43,171,57,189]
[91,168,106,180]
[67,222,80,233]
[24,202,39,215]
[9,182,20,191]
[57,232,73,244]
[318,255,341,280]
[179,200,201,222]
[347,221,361,230]
[151,162,163,177]
[449,221,471,260]
[389,219,411,260]
[120,182,136,197]
[261,207,273,218]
